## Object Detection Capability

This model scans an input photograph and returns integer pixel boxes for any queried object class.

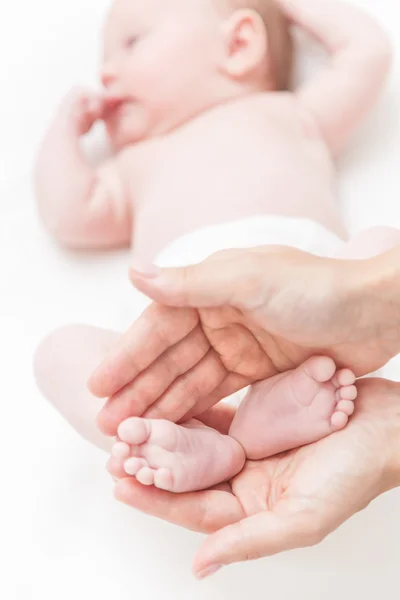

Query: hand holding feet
[111,356,357,494]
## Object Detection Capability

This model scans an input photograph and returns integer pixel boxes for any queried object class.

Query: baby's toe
[336,384,357,401]
[118,417,151,445]
[331,410,348,431]
[336,400,355,416]
[107,456,126,480]
[136,467,156,486]
[304,356,336,383]
[154,468,174,491]
[124,457,148,476]
[112,441,130,459]
[333,369,356,388]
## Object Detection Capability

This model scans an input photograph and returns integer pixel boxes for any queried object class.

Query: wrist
[372,381,400,492]
[335,251,399,345]
[387,418,400,491]
[355,380,400,495]
[386,432,400,492]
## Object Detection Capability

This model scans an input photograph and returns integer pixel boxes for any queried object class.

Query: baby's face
[102,0,223,148]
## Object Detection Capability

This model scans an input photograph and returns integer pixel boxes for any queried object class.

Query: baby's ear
[219,9,268,79]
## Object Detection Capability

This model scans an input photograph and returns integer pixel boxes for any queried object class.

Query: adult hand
[89,246,399,434]
[107,378,400,578]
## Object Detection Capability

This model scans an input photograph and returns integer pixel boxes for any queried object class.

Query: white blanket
[1,1,399,598]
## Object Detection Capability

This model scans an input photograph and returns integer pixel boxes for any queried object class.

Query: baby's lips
[105,93,125,107]
[102,94,125,118]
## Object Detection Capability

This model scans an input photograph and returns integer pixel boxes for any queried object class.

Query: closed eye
[125,35,139,49]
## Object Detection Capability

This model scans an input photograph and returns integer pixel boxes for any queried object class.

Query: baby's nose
[101,64,116,88]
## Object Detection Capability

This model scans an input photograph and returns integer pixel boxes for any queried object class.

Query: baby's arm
[35,88,132,249]
[278,0,392,156]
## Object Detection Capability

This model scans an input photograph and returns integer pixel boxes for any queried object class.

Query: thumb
[193,505,327,579]
[129,248,268,309]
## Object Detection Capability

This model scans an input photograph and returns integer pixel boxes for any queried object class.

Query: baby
[35,0,395,492]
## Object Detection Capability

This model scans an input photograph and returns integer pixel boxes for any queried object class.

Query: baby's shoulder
[236,92,306,123]
[266,92,324,140]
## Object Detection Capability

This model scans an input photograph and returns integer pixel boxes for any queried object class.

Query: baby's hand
[59,87,108,136]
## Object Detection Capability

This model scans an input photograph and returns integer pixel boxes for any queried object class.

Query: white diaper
[119,215,343,329]
[155,215,343,268]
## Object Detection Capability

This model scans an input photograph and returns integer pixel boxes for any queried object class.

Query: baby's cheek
[140,39,188,90]
[131,44,167,85]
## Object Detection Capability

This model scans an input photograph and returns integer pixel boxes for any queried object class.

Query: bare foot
[230,356,357,459]
[113,418,245,493]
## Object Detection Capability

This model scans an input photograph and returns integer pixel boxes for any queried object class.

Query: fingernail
[130,261,161,279]
[196,565,222,580]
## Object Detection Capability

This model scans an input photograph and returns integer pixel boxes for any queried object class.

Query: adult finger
[96,325,211,435]
[143,349,229,421]
[130,247,284,309]
[114,477,245,534]
[88,304,198,398]
[193,501,330,578]
[197,403,237,434]
[179,376,247,422]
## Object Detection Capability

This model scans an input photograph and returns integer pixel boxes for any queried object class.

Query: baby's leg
[34,325,120,452]
[114,417,245,493]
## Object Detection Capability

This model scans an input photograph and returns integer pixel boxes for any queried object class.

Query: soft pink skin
[107,380,400,578]
[34,226,400,463]
[101,0,249,149]
[111,356,356,493]
[35,0,391,254]
[34,0,392,490]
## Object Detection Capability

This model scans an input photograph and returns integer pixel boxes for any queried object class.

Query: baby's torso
[115,93,344,261]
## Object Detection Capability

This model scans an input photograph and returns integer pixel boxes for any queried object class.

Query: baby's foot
[113,418,245,493]
[230,356,357,459]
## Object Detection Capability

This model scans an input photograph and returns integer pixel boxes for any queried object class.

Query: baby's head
[102,0,292,147]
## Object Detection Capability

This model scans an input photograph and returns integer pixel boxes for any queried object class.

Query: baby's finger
[87,95,105,120]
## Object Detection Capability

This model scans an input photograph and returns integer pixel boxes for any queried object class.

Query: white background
[1,0,400,598]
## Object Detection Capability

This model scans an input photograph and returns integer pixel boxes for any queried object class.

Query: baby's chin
[106,123,146,150]
[105,111,182,149]
[105,107,151,148]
